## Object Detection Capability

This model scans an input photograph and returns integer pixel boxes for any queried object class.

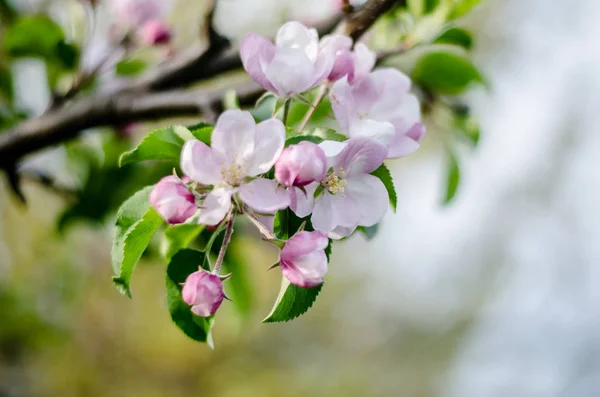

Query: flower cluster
[107,0,172,46]
[149,22,424,318]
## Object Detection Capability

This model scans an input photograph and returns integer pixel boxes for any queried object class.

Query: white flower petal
[211,109,256,162]
[180,140,224,185]
[264,47,315,96]
[348,119,395,147]
[198,188,233,226]
[238,178,290,214]
[276,21,319,62]
[247,118,285,176]
[290,184,316,218]
[344,174,389,227]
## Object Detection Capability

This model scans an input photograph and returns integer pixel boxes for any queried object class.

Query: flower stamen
[322,167,347,197]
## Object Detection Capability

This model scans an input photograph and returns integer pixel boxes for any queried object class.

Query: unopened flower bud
[181,270,224,317]
[280,231,329,288]
[275,142,327,187]
[138,19,171,46]
[150,176,197,224]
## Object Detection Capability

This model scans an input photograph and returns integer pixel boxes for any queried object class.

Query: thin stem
[282,98,291,126]
[213,213,235,273]
[297,84,328,132]
[246,211,277,240]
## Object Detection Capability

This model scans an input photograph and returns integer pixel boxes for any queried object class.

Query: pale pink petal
[289,185,316,218]
[247,118,286,176]
[328,225,357,240]
[276,22,319,62]
[406,122,426,143]
[240,33,277,93]
[328,48,354,82]
[329,76,354,130]
[211,109,256,162]
[387,135,421,158]
[312,192,357,233]
[198,188,233,226]
[264,47,315,96]
[348,119,395,147]
[349,43,375,82]
[344,174,389,227]
[238,178,290,214]
[150,176,197,224]
[368,68,414,119]
[180,140,224,185]
[282,230,329,258]
[332,137,387,176]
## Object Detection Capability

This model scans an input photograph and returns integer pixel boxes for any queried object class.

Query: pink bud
[181,270,224,317]
[275,142,327,187]
[328,48,355,82]
[280,231,329,288]
[150,176,197,224]
[138,19,172,46]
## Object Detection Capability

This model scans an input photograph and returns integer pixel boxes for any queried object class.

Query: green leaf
[443,149,461,204]
[112,186,163,297]
[250,93,277,122]
[2,16,78,69]
[186,123,213,145]
[119,125,189,167]
[371,164,397,212]
[273,208,312,240]
[263,278,323,323]
[434,27,473,49]
[115,58,147,76]
[0,65,13,102]
[163,223,204,260]
[454,113,480,145]
[448,0,482,20]
[424,0,440,13]
[412,52,483,95]
[222,239,254,318]
[166,249,215,345]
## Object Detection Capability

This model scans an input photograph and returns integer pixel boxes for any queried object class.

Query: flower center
[322,167,347,196]
[221,161,245,187]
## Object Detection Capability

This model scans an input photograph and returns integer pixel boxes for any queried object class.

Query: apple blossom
[320,36,376,83]
[107,0,171,46]
[181,270,224,317]
[280,231,329,288]
[181,110,290,226]
[274,141,327,187]
[291,138,389,238]
[240,21,335,97]
[150,175,197,224]
[330,68,425,158]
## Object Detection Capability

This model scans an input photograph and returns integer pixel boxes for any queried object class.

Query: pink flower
[240,21,335,97]
[181,110,290,226]
[291,138,389,238]
[181,270,224,317]
[138,19,172,46]
[330,68,425,158]
[320,35,375,83]
[274,141,327,187]
[280,231,329,288]
[150,175,197,224]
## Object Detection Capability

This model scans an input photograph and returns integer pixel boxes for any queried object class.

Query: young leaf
[112,186,163,297]
[412,52,483,95]
[186,123,213,145]
[162,223,205,260]
[443,149,461,204]
[119,125,189,167]
[454,113,480,145]
[371,164,397,212]
[263,278,323,323]
[434,27,473,50]
[115,58,147,76]
[448,0,482,20]
[274,208,313,239]
[166,249,215,345]
[3,16,64,60]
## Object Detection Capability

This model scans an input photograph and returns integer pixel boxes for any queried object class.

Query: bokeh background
[2,0,600,396]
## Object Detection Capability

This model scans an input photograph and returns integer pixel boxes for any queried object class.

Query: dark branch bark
[344,0,405,41]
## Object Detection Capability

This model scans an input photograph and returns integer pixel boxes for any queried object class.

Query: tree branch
[0,1,394,172]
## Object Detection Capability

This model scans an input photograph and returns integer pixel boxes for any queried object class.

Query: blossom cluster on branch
[148,22,424,319]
